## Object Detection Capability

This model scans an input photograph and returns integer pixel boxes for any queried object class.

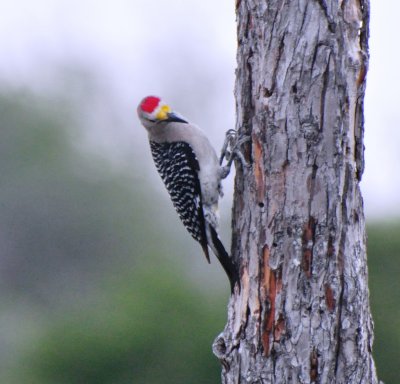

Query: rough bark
[213,1,380,383]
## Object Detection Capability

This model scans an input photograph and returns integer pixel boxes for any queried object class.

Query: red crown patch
[140,96,161,113]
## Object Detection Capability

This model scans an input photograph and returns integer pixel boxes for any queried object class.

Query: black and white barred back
[150,141,208,254]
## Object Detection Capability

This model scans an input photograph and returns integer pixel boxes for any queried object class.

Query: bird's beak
[166,112,188,123]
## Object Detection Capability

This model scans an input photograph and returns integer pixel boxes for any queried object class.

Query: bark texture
[213,1,379,383]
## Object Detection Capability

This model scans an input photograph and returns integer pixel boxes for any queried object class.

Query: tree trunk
[213,1,380,383]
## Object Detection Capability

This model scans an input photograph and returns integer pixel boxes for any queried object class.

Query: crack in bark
[315,0,337,32]
[354,96,365,181]
[334,247,345,376]
[310,348,319,382]
[320,51,332,132]
[299,1,310,33]
[302,162,318,278]
[244,11,252,39]
[262,269,276,356]
[247,51,254,101]
[310,36,321,77]
[302,215,317,278]
[334,163,351,374]
[253,134,265,205]
[273,313,285,341]
[325,283,336,311]
[269,34,286,96]
[258,244,269,355]
[267,3,282,51]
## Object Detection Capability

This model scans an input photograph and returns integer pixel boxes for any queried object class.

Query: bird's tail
[206,223,239,293]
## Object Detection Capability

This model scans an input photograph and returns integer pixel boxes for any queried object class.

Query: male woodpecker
[137,95,238,292]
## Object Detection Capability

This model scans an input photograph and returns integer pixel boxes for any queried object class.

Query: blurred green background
[0,81,398,384]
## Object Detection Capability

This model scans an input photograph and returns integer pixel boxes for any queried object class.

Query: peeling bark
[213,1,380,383]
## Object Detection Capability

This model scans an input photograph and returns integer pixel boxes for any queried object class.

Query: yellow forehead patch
[156,104,171,120]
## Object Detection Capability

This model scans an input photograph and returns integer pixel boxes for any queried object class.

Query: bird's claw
[219,129,236,165]
[220,129,250,179]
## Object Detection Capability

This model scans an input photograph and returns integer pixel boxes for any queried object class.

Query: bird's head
[137,96,187,128]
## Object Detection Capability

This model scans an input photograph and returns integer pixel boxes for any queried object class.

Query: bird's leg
[220,129,250,179]
[219,129,236,165]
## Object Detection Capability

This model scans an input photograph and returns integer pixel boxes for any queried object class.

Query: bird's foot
[220,129,250,179]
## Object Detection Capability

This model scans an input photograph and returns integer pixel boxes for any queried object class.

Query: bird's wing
[150,140,210,262]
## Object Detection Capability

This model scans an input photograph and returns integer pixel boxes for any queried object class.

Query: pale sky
[0,0,398,219]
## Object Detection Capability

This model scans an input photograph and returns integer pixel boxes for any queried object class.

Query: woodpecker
[137,95,238,292]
